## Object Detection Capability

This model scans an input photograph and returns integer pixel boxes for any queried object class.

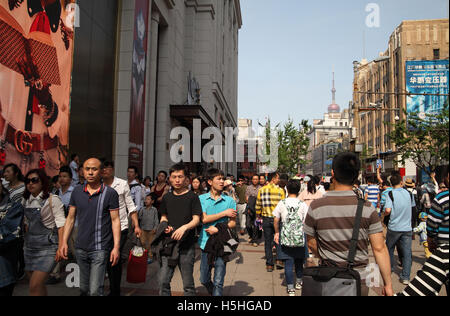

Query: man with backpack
[274,179,309,296]
[384,172,416,285]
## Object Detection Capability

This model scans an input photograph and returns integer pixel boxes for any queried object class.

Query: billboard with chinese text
[406,60,449,117]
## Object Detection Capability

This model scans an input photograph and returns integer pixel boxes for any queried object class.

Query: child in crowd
[139,193,159,264]
[413,212,432,259]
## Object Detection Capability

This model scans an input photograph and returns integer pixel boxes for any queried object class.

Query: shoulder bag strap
[347,198,365,268]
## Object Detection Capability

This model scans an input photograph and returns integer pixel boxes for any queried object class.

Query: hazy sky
[238,0,449,127]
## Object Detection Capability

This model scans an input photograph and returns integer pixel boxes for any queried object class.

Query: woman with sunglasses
[23,169,66,296]
[0,183,24,296]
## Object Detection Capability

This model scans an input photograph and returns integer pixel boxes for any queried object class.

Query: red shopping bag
[126,246,148,284]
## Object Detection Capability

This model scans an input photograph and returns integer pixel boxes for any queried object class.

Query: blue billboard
[406,60,449,117]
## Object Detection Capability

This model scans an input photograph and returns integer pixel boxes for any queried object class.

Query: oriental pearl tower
[328,72,341,113]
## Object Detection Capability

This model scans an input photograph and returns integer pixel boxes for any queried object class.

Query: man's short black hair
[158,170,168,178]
[59,166,73,179]
[206,168,225,181]
[128,166,139,175]
[286,180,300,195]
[279,174,289,181]
[332,152,361,186]
[169,163,189,177]
[390,172,402,187]
[103,161,115,169]
[267,172,279,182]
[71,154,78,161]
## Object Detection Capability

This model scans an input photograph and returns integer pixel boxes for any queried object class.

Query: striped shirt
[365,185,380,204]
[255,183,286,218]
[427,190,449,246]
[6,183,25,205]
[304,191,383,270]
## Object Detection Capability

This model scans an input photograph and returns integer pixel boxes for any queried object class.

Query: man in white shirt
[103,161,142,296]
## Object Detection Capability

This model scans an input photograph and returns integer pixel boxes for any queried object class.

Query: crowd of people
[0,152,448,297]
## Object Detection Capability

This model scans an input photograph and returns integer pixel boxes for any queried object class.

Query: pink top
[298,190,324,207]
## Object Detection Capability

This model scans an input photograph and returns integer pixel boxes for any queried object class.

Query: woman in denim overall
[23,169,65,296]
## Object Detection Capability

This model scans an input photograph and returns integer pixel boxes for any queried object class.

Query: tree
[388,101,449,177]
[262,117,311,176]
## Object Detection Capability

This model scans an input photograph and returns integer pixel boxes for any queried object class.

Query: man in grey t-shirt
[304,152,393,296]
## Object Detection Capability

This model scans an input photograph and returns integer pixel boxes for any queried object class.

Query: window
[433,49,440,60]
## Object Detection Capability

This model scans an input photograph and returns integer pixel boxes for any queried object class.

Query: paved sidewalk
[12,234,446,296]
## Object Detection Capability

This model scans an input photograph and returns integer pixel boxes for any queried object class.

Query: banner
[406,60,449,117]
[128,0,149,174]
[0,0,75,177]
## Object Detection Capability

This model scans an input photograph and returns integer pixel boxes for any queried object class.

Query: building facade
[305,73,352,175]
[352,19,449,179]
[67,0,242,179]
[237,118,259,178]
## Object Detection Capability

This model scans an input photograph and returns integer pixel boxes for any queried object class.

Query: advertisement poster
[128,0,149,174]
[406,60,449,117]
[0,0,75,177]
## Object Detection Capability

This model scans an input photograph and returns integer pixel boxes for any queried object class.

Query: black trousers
[106,229,129,296]
[0,284,15,297]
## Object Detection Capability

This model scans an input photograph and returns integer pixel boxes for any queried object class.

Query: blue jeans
[285,257,304,289]
[386,230,413,281]
[262,217,275,266]
[75,249,109,296]
[159,244,196,296]
[200,252,227,296]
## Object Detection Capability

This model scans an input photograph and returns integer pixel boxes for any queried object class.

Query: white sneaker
[287,289,296,297]
[401,279,409,285]
[295,281,303,290]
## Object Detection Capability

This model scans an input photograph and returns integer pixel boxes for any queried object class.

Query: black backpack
[383,190,414,227]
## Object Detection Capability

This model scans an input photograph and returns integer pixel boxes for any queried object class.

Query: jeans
[263,217,275,266]
[75,249,110,296]
[106,229,128,296]
[386,230,413,281]
[200,252,227,296]
[285,257,304,289]
[159,244,196,296]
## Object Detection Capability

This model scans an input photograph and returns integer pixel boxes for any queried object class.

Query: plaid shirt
[255,183,286,218]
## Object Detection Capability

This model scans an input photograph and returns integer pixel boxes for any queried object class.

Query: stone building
[68,0,242,179]
[352,19,449,179]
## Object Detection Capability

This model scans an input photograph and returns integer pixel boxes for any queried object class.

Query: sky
[238,0,449,127]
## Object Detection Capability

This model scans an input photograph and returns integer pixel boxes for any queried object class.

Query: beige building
[352,19,449,177]
[305,73,352,175]
[113,0,242,179]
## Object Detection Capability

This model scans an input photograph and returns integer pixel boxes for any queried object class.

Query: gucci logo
[14,130,33,156]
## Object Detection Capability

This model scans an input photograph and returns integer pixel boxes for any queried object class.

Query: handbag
[302,198,365,296]
[126,244,148,284]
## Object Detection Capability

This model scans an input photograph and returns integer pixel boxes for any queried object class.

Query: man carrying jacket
[198,168,237,296]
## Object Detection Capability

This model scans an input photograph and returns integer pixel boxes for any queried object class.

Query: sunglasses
[25,177,40,185]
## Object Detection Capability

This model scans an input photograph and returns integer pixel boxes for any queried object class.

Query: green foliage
[263,117,311,176]
[387,101,449,177]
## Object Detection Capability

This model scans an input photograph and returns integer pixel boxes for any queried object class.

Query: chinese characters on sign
[406,60,449,116]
